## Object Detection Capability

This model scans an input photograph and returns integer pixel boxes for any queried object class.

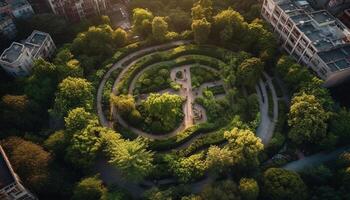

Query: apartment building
[0,145,37,200]
[0,30,56,77]
[10,0,34,19]
[0,13,17,39]
[262,0,350,87]
[47,0,109,22]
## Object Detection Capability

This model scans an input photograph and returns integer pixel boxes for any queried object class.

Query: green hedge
[116,47,229,94]
[148,122,218,151]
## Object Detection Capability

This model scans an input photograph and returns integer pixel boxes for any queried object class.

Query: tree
[262,168,308,200]
[110,94,136,115]
[206,145,233,174]
[169,153,207,183]
[64,107,95,135]
[213,8,247,45]
[0,94,42,132]
[142,93,184,132]
[72,176,107,200]
[236,57,263,88]
[330,108,350,141]
[1,137,51,193]
[200,180,241,200]
[108,137,154,181]
[288,93,328,145]
[114,28,128,47]
[54,77,94,117]
[191,18,211,44]
[152,16,168,42]
[65,121,102,168]
[191,0,212,20]
[132,8,153,37]
[239,178,259,200]
[168,8,191,32]
[44,130,68,157]
[224,128,263,169]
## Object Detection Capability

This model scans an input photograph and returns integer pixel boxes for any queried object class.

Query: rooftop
[27,31,47,45]
[276,0,350,51]
[318,45,350,71]
[0,42,25,64]
[0,0,8,7]
[10,0,31,9]
[0,146,15,189]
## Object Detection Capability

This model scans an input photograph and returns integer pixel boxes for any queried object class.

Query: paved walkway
[255,73,279,145]
[97,40,190,128]
[283,146,350,172]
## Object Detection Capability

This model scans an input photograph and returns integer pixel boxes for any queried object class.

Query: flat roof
[0,146,15,189]
[0,43,24,64]
[11,0,30,8]
[318,45,350,71]
[26,31,48,45]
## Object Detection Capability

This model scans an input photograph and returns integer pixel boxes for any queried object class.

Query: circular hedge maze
[97,41,279,152]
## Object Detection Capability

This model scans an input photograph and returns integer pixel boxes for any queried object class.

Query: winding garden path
[97,40,191,128]
[256,72,279,145]
[95,42,284,197]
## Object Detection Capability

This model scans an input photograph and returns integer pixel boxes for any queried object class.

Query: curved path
[97,40,191,128]
[283,146,350,172]
[255,72,279,145]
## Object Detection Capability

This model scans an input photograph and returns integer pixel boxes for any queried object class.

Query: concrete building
[0,13,17,39]
[9,0,34,19]
[47,0,109,22]
[0,30,56,77]
[0,145,37,200]
[261,0,350,87]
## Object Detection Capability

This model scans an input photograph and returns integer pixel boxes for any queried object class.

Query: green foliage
[152,16,168,42]
[329,108,350,142]
[132,8,154,37]
[1,137,51,193]
[192,18,211,44]
[236,57,263,88]
[200,180,241,200]
[190,65,220,88]
[44,130,68,157]
[223,128,263,169]
[72,176,107,200]
[134,64,171,94]
[288,93,328,145]
[142,93,184,133]
[167,152,207,182]
[53,77,94,117]
[108,137,154,181]
[206,145,233,174]
[65,107,96,135]
[65,121,102,168]
[262,168,308,200]
[110,94,136,116]
[239,178,259,200]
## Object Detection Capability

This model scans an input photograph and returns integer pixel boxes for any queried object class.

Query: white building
[0,145,37,200]
[261,0,350,87]
[0,30,56,77]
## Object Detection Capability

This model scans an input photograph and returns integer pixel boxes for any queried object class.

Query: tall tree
[132,8,154,37]
[239,178,259,200]
[53,77,94,117]
[262,168,308,200]
[152,16,168,42]
[236,57,264,88]
[288,93,328,145]
[108,137,154,181]
[191,18,211,44]
[72,176,107,200]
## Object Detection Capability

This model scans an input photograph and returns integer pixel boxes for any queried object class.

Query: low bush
[190,65,220,88]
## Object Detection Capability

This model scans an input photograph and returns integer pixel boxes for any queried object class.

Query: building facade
[0,145,37,200]
[0,13,17,39]
[10,0,34,19]
[0,30,56,77]
[47,0,108,22]
[262,0,350,87]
